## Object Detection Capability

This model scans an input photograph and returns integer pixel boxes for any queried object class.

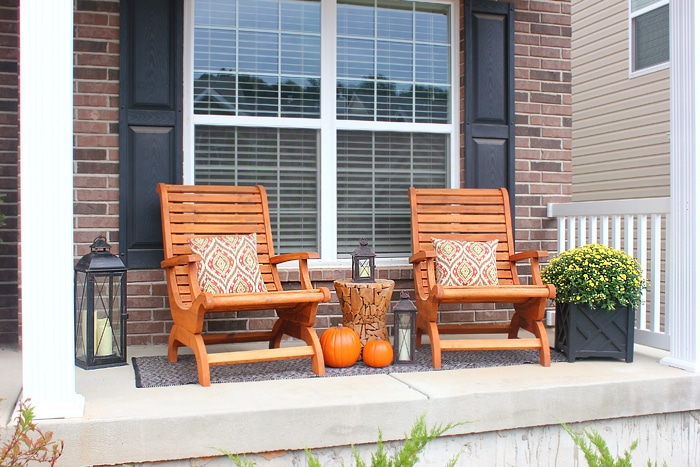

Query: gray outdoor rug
[132,346,567,388]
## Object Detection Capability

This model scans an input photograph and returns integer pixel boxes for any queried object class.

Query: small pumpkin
[320,324,361,368]
[362,338,394,368]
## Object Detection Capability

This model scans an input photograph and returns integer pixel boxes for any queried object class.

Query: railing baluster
[612,215,621,250]
[637,214,648,331]
[650,213,662,333]
[600,216,609,246]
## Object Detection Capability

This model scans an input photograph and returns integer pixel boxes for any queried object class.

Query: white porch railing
[546,197,671,351]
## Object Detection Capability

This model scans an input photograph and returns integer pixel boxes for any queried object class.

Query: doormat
[132,346,567,388]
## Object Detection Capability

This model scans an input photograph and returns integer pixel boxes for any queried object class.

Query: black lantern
[74,236,128,369]
[393,291,417,363]
[351,238,376,283]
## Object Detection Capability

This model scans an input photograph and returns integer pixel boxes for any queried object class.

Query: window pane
[337,79,375,120]
[281,0,321,33]
[194,0,321,117]
[337,0,450,123]
[195,0,236,29]
[337,37,375,80]
[631,0,663,13]
[416,3,449,43]
[377,40,413,82]
[337,131,447,257]
[338,0,375,37]
[238,0,278,30]
[633,4,669,71]
[377,1,413,41]
[281,34,321,76]
[195,125,319,252]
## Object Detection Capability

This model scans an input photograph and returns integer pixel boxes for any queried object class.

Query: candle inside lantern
[95,317,114,356]
[398,327,410,361]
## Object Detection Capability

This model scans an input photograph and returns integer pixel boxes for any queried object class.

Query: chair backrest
[409,187,518,288]
[158,184,283,304]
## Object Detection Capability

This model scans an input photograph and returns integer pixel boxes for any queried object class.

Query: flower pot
[555,302,635,363]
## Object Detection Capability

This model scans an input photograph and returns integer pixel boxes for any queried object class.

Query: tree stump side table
[333,279,394,353]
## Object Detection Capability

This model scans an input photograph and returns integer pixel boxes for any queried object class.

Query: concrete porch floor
[2,331,700,466]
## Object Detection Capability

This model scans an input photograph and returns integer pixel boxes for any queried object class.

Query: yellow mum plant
[541,243,646,311]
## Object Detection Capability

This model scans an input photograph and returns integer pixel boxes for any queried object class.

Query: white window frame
[183,0,461,267]
[629,0,670,78]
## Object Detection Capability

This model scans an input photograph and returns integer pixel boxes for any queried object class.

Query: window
[630,0,669,74]
[187,0,457,261]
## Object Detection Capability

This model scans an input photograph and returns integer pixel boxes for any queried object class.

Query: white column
[19,0,85,417]
[663,0,700,372]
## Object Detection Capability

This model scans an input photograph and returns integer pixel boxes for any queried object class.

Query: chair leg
[168,324,212,386]
[167,325,182,363]
[532,320,551,366]
[299,325,325,376]
[190,334,211,386]
[512,298,551,367]
[418,314,442,369]
[269,319,284,349]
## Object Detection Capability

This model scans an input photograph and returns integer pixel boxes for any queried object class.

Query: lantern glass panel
[396,312,413,362]
[358,258,371,278]
[75,270,89,361]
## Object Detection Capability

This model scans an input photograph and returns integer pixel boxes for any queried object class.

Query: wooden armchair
[408,187,555,368]
[157,183,331,386]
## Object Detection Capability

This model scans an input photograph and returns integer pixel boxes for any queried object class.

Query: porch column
[19,0,85,417]
[664,0,700,372]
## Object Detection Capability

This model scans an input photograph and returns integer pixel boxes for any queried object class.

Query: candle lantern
[351,237,376,283]
[74,236,128,369]
[393,291,417,363]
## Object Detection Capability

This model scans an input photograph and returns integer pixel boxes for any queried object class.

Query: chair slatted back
[158,184,282,306]
[409,187,518,290]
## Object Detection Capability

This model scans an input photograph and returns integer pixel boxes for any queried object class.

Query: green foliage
[222,413,464,467]
[216,449,254,467]
[563,423,667,467]
[542,243,646,311]
[0,399,64,467]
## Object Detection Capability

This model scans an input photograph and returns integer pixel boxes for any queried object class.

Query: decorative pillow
[431,238,499,286]
[188,234,267,294]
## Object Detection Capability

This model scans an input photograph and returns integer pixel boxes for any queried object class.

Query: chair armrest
[509,250,549,262]
[269,251,320,265]
[409,250,435,264]
[270,252,321,290]
[160,254,201,269]
[509,250,549,286]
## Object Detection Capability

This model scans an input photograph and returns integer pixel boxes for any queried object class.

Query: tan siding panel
[572,0,670,202]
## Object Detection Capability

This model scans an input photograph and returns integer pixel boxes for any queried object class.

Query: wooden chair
[408,187,555,368]
[157,183,331,386]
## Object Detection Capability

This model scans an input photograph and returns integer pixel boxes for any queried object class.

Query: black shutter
[118,0,183,268]
[464,0,515,209]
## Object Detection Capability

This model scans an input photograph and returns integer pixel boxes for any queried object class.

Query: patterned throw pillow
[431,238,499,286]
[188,234,267,294]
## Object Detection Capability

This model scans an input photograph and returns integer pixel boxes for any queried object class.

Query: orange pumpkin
[362,338,394,368]
[320,325,361,368]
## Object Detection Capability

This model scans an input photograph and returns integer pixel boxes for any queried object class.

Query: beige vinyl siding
[572,0,669,201]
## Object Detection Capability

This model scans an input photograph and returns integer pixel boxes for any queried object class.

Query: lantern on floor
[351,238,376,283]
[74,236,128,369]
[393,291,417,364]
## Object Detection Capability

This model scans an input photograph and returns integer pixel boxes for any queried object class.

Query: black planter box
[555,302,635,363]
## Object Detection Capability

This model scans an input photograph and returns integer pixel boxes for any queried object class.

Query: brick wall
[513,0,573,257]
[1,0,572,347]
[0,0,18,344]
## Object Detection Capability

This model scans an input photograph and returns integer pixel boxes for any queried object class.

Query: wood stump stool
[333,279,395,354]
